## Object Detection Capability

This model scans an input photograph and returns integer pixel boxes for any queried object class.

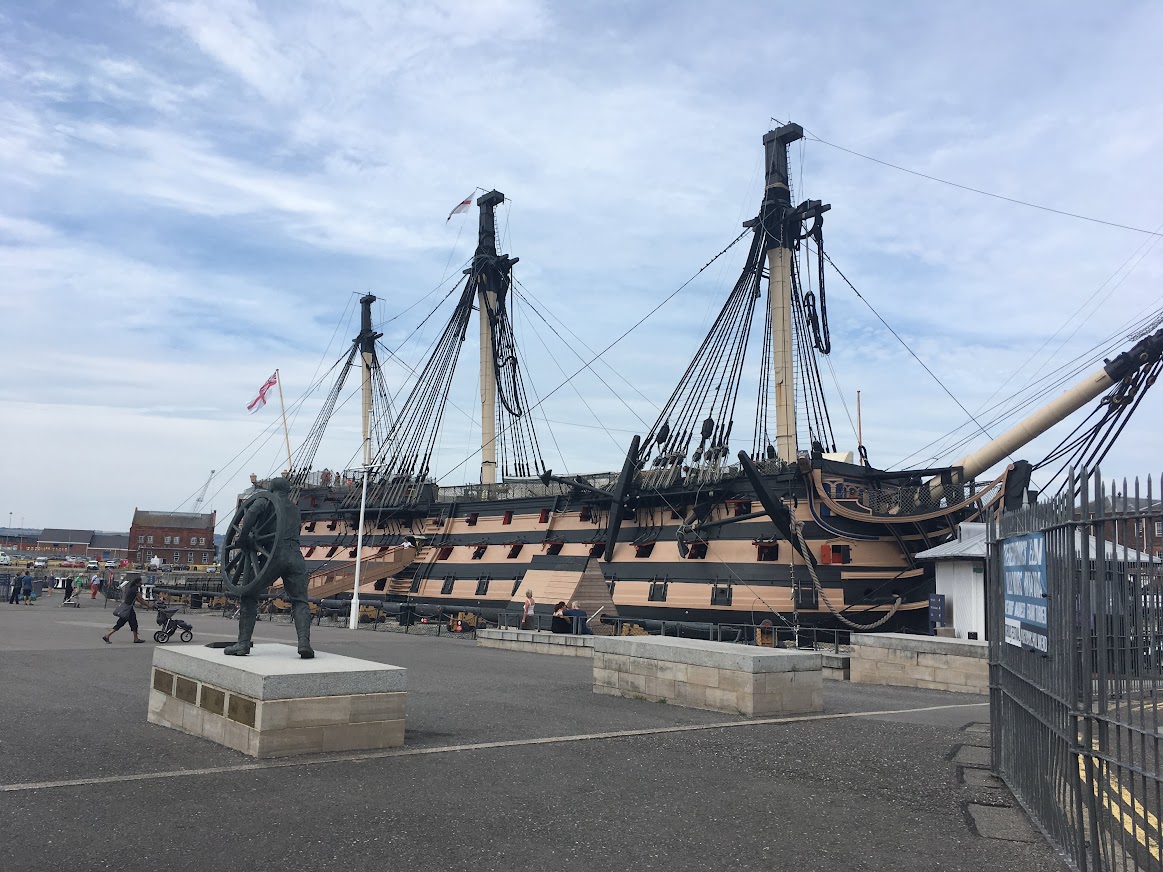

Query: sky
[2,0,1163,534]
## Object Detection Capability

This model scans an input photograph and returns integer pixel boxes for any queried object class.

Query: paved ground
[0,599,1066,871]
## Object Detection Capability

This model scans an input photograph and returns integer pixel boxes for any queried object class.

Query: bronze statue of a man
[224,477,314,659]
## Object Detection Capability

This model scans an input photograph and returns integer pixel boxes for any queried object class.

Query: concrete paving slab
[967,804,1042,842]
[962,768,1006,789]
[960,730,991,747]
[953,744,993,767]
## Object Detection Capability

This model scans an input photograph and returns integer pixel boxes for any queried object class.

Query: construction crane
[192,469,215,513]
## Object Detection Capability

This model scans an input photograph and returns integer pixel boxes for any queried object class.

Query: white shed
[915,523,988,641]
[916,523,1157,643]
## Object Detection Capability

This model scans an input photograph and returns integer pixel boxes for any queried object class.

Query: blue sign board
[1002,532,1048,652]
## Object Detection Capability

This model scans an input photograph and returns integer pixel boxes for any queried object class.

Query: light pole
[348,467,369,630]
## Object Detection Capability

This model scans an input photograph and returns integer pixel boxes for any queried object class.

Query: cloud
[4,0,1163,532]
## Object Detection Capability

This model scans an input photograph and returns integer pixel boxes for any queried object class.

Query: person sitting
[563,601,592,635]
[550,601,572,634]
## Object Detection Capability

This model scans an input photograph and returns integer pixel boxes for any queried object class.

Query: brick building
[129,510,217,567]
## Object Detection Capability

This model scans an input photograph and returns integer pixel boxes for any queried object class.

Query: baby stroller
[153,602,194,643]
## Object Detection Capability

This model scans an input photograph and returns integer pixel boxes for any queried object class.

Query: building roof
[915,523,987,561]
[915,521,1158,563]
[1102,496,1163,512]
[37,529,95,546]
[90,533,130,550]
[131,510,214,530]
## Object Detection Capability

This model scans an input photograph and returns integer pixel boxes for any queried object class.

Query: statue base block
[147,644,406,758]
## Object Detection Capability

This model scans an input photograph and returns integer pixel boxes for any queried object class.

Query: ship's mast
[472,191,513,485]
[357,293,381,467]
[763,123,804,463]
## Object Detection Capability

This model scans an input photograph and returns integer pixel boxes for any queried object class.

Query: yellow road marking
[1078,752,1161,861]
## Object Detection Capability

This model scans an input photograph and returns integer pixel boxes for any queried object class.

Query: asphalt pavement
[0,598,1066,871]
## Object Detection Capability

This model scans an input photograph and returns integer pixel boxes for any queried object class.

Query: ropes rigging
[1036,357,1163,494]
[638,229,768,474]
[638,153,837,475]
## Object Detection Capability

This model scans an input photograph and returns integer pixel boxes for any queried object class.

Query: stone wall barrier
[592,636,823,717]
[476,629,595,657]
[849,633,987,694]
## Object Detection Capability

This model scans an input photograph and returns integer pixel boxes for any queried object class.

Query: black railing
[989,468,1163,872]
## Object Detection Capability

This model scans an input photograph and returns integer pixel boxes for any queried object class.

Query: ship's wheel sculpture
[221,489,287,597]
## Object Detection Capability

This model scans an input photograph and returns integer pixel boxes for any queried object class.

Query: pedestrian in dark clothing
[21,574,34,604]
[62,575,74,602]
[102,576,147,644]
[8,574,25,604]
[550,601,573,634]
[564,601,593,635]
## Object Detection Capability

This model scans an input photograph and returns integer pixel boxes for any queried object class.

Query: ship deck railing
[436,473,620,503]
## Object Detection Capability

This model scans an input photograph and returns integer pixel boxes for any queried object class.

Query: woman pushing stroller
[102,575,148,644]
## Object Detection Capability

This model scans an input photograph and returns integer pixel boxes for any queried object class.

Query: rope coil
[794,523,902,631]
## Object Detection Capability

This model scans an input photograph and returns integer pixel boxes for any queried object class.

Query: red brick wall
[128,512,216,566]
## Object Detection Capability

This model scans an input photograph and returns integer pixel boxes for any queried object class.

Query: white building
[915,523,988,641]
[916,521,1158,642]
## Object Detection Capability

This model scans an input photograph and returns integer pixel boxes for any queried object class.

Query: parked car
[104,560,117,569]
[34,557,48,569]
[205,563,220,573]
[86,560,100,570]
[0,552,10,566]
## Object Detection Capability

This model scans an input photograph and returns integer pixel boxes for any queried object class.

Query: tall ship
[262,123,1163,634]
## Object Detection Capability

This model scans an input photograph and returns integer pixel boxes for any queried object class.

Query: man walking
[8,572,27,604]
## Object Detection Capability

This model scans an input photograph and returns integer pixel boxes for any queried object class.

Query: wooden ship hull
[287,456,1024,634]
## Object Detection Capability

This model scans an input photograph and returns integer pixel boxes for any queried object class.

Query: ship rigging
[250,123,1163,633]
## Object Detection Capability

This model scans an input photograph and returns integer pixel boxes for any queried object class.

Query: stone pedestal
[593,636,822,717]
[148,644,406,758]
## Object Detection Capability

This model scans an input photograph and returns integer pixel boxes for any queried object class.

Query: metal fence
[989,468,1162,871]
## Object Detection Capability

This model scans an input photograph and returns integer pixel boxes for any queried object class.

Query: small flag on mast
[247,371,279,413]
[446,193,474,222]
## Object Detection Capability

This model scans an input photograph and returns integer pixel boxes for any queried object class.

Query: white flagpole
[275,369,293,474]
[348,467,369,630]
